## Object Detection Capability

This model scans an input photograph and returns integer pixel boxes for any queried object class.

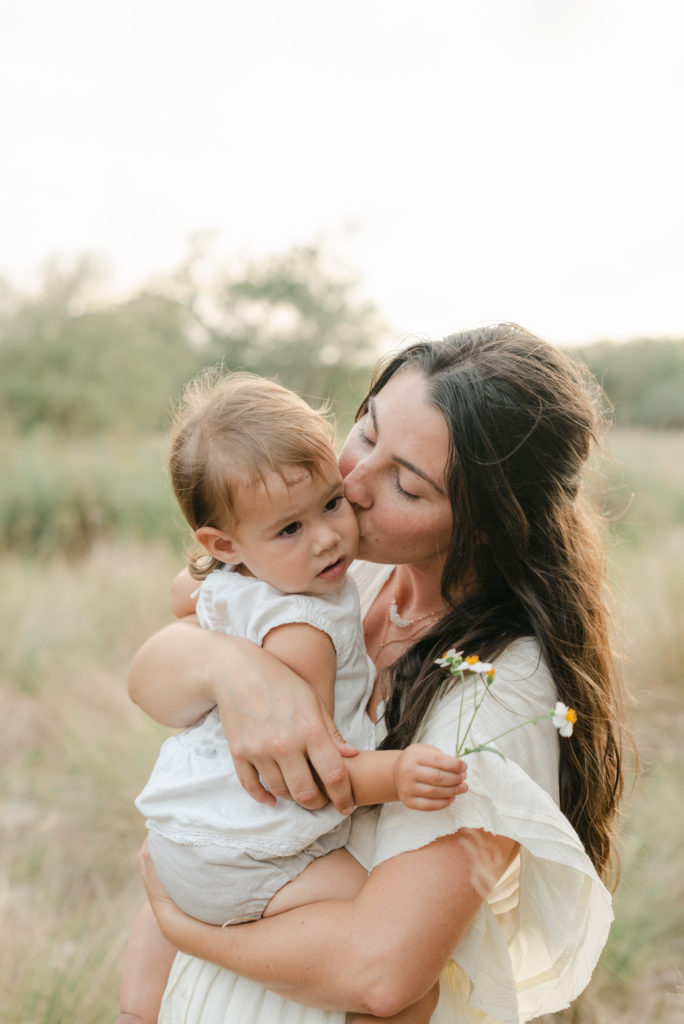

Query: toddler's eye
[279,521,301,537]
[324,495,344,512]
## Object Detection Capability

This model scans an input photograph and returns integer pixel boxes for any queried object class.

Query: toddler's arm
[261,622,337,718]
[169,568,200,620]
[346,745,467,810]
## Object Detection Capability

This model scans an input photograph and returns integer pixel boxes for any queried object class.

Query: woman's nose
[343,460,372,509]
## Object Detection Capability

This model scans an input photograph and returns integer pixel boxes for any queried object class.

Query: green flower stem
[455,667,467,751]
[455,675,496,756]
[459,710,553,757]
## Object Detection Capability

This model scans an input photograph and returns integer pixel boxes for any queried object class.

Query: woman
[130,324,625,1023]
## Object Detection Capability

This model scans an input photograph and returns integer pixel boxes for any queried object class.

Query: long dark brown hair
[363,324,625,881]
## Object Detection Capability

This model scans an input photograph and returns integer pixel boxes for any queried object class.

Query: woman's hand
[214,656,358,814]
[129,621,357,813]
[138,840,183,939]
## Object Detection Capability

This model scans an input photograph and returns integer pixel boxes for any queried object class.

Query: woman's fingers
[310,705,357,813]
[274,731,355,814]
[139,839,169,908]
[321,704,360,758]
[233,746,352,814]
[232,757,279,806]
[236,711,355,814]
[213,656,355,812]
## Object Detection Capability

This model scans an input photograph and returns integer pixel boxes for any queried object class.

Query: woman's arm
[128,621,356,813]
[142,829,517,1017]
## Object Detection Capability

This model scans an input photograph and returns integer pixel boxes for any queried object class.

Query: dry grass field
[1,429,682,1023]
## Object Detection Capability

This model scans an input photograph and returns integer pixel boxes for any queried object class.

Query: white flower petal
[552,701,568,729]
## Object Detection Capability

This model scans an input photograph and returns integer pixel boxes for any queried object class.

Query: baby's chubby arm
[346,745,467,810]
[261,622,337,719]
[168,567,200,620]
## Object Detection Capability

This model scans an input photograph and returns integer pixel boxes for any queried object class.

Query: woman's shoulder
[349,561,394,616]
[432,637,555,711]
[490,636,556,709]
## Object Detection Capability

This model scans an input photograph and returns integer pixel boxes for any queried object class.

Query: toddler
[121,370,467,1022]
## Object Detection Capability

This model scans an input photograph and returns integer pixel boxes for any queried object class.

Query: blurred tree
[0,258,204,435]
[0,246,387,437]
[573,338,684,429]
[166,242,385,430]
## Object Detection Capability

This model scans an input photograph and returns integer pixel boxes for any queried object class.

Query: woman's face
[339,367,453,567]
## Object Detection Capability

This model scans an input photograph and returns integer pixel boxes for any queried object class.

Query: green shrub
[1,432,186,558]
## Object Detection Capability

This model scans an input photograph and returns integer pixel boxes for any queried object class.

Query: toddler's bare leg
[116,900,177,1024]
[263,848,367,917]
[349,981,440,1023]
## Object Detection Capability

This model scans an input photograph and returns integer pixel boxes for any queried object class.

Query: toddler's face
[228,462,359,596]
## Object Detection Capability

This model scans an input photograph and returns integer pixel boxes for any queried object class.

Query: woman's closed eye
[394,477,420,502]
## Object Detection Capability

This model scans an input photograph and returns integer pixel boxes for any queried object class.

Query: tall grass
[537,429,684,1024]
[0,432,184,558]
[0,543,177,1024]
[1,429,683,1022]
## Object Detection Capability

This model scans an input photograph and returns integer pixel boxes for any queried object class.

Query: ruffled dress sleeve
[349,637,613,1023]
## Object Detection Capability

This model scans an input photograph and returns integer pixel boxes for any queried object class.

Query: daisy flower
[552,702,578,737]
[433,652,579,757]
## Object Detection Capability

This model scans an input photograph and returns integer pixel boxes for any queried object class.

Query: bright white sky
[1,0,682,346]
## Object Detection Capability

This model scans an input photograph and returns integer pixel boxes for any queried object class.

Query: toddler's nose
[313,523,339,555]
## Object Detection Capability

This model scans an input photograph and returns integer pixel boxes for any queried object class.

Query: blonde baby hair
[168,368,337,578]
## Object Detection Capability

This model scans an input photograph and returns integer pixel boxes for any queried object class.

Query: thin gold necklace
[376,587,442,655]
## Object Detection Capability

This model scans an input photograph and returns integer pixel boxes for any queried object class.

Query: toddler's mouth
[317,557,346,580]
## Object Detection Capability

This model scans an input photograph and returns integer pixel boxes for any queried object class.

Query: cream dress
[159,563,613,1024]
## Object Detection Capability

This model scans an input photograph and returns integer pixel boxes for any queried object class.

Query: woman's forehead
[372,369,450,483]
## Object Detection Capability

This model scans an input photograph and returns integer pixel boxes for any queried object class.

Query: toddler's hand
[394,744,468,811]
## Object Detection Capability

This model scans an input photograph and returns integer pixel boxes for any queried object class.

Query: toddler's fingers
[406,794,463,811]
[408,780,469,801]
[413,764,467,789]
[416,748,467,773]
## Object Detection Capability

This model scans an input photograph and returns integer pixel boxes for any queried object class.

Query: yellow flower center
[566,708,577,724]
[465,655,479,665]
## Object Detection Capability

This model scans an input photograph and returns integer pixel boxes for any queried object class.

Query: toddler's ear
[194,527,241,565]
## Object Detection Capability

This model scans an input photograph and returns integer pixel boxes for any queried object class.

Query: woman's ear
[194,526,241,565]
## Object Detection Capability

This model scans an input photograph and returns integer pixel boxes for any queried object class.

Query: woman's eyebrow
[368,397,446,495]
[395,455,446,495]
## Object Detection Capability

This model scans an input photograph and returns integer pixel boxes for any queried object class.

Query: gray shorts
[148,821,350,926]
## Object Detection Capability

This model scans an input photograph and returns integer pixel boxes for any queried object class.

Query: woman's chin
[356,537,394,564]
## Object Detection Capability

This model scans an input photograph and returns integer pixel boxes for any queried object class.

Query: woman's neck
[390,563,448,622]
